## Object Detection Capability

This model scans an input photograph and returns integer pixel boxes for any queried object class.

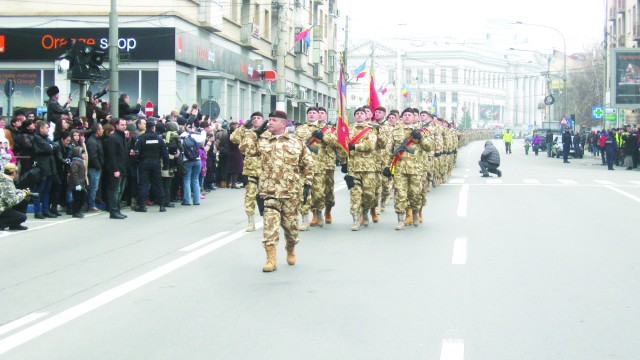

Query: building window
[452,68,459,84]
[417,68,424,83]
[264,10,271,40]
[388,69,396,85]
[429,69,435,84]
[406,69,412,84]
[440,68,447,84]
[452,92,458,103]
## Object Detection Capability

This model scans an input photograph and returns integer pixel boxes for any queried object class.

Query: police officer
[134,120,169,212]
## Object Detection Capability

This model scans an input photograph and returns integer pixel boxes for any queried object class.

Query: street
[1,139,639,360]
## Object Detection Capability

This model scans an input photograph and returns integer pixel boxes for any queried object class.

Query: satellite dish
[201,100,220,119]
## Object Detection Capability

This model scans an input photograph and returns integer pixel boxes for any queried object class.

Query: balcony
[618,0,625,13]
[313,25,324,41]
[312,64,324,80]
[294,55,309,73]
[240,23,260,50]
[198,0,223,32]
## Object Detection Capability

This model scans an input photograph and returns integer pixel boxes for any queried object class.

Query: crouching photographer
[0,163,36,230]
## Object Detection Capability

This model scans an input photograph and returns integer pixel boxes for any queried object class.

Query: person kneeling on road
[0,163,30,230]
[479,140,502,178]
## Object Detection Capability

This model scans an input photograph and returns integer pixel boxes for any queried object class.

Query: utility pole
[344,15,349,75]
[275,0,287,112]
[109,0,119,118]
[603,0,609,130]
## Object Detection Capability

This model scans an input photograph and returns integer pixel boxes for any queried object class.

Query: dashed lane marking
[558,179,578,185]
[523,179,540,184]
[452,237,467,265]
[440,339,465,360]
[594,180,615,185]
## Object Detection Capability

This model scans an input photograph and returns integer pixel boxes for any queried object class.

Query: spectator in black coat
[103,119,129,219]
[479,140,501,177]
[118,93,142,118]
[32,121,59,219]
[86,123,105,212]
[561,128,573,163]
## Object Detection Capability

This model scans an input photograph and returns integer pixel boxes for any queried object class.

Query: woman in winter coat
[68,146,87,218]
[532,133,541,156]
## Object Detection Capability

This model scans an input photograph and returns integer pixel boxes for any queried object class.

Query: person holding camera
[0,163,30,230]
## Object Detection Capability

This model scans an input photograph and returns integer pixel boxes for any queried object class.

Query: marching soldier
[383,108,433,230]
[231,112,270,232]
[379,110,398,213]
[240,110,313,273]
[345,107,377,231]
[316,107,341,224]
[293,107,325,230]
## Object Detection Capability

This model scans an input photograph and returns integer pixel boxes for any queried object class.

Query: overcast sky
[341,0,605,54]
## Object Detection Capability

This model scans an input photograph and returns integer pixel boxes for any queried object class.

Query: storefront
[0,26,270,119]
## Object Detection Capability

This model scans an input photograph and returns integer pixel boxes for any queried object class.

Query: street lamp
[514,21,567,121]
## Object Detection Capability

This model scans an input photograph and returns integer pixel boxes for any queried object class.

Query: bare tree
[566,42,606,130]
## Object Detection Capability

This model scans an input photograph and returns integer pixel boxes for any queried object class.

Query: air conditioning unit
[199,0,223,32]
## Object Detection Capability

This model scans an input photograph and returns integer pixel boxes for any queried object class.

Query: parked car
[551,136,577,159]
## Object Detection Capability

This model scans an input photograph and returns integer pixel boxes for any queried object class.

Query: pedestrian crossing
[445,178,640,186]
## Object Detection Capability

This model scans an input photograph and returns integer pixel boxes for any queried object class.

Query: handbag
[16,166,43,190]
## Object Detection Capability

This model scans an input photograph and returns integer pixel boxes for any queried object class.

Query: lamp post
[514,21,567,121]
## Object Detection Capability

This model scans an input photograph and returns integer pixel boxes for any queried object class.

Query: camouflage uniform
[317,125,339,210]
[231,126,271,217]
[378,121,395,206]
[387,123,433,215]
[240,131,313,247]
[347,123,378,217]
[294,122,324,216]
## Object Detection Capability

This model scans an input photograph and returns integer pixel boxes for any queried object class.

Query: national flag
[432,93,439,116]
[294,27,312,44]
[369,75,381,111]
[355,68,368,81]
[353,60,367,76]
[401,85,408,98]
[377,82,388,95]
[337,57,350,155]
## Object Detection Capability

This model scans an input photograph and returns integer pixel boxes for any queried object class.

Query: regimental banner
[612,49,640,107]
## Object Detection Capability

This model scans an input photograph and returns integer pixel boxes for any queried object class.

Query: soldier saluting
[240,110,313,273]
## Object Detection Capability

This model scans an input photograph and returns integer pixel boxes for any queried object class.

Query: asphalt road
[1,139,639,360]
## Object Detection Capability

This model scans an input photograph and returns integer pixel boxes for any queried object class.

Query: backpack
[182,135,199,161]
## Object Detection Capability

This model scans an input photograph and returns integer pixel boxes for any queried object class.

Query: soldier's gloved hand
[303,184,311,204]
[23,189,30,197]
[383,167,392,178]
[243,120,253,129]
[75,185,82,191]
[254,121,268,136]
[340,164,348,173]
[312,129,324,141]
[410,129,423,141]
[348,143,355,151]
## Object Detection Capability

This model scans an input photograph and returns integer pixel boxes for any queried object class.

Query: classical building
[0,0,339,122]
[347,40,547,130]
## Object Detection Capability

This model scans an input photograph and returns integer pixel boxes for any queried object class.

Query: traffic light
[58,40,105,82]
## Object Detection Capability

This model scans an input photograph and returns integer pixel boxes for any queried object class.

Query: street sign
[604,107,617,121]
[592,106,604,120]
[145,101,154,118]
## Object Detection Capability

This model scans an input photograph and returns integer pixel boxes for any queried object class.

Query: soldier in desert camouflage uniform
[370,106,388,223]
[345,107,377,231]
[316,107,341,225]
[383,108,433,230]
[293,107,323,231]
[379,110,399,212]
[240,110,313,273]
[231,112,270,232]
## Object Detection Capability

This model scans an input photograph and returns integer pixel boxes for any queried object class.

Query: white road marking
[0,213,102,240]
[558,179,577,185]
[463,175,469,178]
[605,186,640,204]
[452,237,467,265]
[179,231,229,252]
[631,181,640,186]
[456,185,469,217]
[440,339,465,360]
[465,169,470,172]
[0,229,248,355]
[486,179,502,184]
[523,179,540,184]
[449,179,466,184]
[594,180,615,185]
[0,313,48,337]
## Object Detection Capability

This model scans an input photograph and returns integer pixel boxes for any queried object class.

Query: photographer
[0,164,30,230]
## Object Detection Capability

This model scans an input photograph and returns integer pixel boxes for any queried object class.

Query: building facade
[0,0,339,122]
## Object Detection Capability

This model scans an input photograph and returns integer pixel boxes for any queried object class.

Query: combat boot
[310,211,319,227]
[361,209,369,227]
[324,207,332,224]
[413,209,420,226]
[246,214,255,232]
[262,245,277,272]
[419,207,424,223]
[299,213,310,231]
[285,243,296,265]
[370,208,379,223]
[395,213,405,230]
[404,208,413,225]
[315,210,324,227]
[379,196,387,213]
[351,214,360,231]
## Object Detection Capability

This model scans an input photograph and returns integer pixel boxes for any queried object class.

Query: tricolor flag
[369,75,380,111]
[337,58,350,155]
[401,86,408,98]
[355,68,369,81]
[294,27,312,46]
[377,82,388,95]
